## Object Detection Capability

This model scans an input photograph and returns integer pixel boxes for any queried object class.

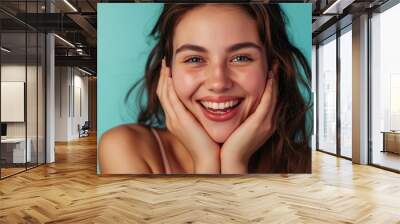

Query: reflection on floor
[0,162,42,178]
[340,147,352,158]
[0,135,400,223]
[373,150,400,171]
[0,167,25,177]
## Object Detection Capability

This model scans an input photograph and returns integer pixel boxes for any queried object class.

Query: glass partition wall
[370,3,400,171]
[316,0,400,172]
[0,31,27,177]
[316,26,353,159]
[339,27,352,159]
[317,35,337,155]
[0,2,46,179]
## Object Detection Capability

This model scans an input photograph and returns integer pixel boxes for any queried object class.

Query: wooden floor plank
[1,134,400,223]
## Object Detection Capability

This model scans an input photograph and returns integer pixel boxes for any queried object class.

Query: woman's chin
[211,134,228,144]
[197,115,243,143]
[194,107,244,143]
[205,126,236,144]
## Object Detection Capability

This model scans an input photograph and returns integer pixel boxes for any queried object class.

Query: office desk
[1,138,32,163]
[381,131,400,154]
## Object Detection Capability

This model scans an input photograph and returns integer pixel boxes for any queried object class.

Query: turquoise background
[97,3,312,141]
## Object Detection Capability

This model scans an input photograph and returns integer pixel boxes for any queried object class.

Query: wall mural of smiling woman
[97,3,312,174]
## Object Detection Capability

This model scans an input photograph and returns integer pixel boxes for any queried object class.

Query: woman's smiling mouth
[197,96,243,121]
[200,99,240,111]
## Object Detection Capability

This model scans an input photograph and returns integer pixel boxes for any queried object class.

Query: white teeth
[224,102,229,109]
[200,100,240,110]
[213,102,218,109]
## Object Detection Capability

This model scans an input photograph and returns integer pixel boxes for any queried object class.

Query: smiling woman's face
[171,4,268,143]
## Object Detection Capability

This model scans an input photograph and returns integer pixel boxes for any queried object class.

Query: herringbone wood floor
[1,134,400,223]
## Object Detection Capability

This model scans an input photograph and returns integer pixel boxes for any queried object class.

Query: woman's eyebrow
[175,44,207,55]
[175,42,262,55]
[227,42,262,52]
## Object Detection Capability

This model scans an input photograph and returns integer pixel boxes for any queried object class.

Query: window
[370,2,400,171]
[317,36,337,154]
[339,28,352,158]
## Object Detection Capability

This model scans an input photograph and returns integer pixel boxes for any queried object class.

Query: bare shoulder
[98,124,157,174]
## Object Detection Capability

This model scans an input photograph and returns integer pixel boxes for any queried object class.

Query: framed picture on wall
[97,3,313,175]
[1,81,25,122]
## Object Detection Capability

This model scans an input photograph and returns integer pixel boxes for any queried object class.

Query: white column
[45,1,55,163]
[352,14,369,164]
[46,33,55,163]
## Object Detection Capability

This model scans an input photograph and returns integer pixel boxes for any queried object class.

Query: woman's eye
[184,57,203,64]
[232,55,252,63]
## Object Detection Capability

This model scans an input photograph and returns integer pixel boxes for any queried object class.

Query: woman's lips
[197,97,243,122]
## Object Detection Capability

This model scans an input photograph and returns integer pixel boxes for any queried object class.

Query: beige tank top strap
[150,127,172,174]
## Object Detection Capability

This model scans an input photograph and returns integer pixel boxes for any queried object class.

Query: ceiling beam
[55,55,96,71]
[67,13,97,45]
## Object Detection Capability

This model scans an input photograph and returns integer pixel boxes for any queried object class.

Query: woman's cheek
[236,70,266,113]
[172,71,199,104]
[236,68,265,91]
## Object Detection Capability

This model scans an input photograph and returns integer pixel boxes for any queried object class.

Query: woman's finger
[267,63,280,120]
[157,59,167,107]
[255,71,274,117]
[158,58,177,122]
[159,59,168,99]
[267,71,279,119]
[262,71,279,131]
[269,72,279,117]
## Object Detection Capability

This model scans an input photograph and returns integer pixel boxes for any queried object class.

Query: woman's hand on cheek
[157,58,220,174]
[220,69,279,174]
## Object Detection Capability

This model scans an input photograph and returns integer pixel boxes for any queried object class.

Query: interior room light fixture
[1,47,11,53]
[54,34,75,48]
[322,0,343,14]
[63,0,78,12]
[78,67,93,76]
[322,0,354,15]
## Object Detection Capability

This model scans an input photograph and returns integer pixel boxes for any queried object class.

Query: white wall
[1,65,40,137]
[72,72,89,138]
[1,63,46,164]
[1,66,26,136]
[55,66,69,141]
[54,66,89,141]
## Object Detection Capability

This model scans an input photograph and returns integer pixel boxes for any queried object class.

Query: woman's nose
[205,63,233,93]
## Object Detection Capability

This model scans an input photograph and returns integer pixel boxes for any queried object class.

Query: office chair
[79,121,90,138]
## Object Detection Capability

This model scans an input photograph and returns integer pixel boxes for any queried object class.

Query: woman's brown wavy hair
[125,3,312,173]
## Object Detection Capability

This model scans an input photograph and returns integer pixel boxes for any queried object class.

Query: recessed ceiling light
[1,47,11,53]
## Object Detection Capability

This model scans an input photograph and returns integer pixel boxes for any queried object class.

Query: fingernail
[268,71,273,79]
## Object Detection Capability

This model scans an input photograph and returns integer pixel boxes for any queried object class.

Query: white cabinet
[1,138,32,163]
